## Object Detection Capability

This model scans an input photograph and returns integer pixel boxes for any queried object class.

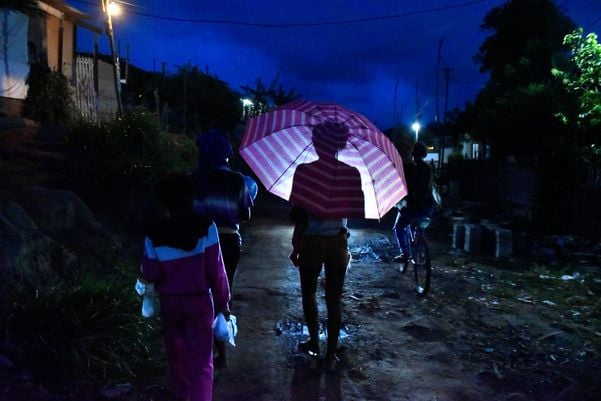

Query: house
[0,0,118,120]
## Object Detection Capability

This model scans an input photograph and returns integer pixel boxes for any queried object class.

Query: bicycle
[398,217,432,297]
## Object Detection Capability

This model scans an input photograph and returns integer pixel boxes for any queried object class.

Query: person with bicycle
[393,142,436,263]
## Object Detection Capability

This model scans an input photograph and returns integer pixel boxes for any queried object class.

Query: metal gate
[74,56,97,122]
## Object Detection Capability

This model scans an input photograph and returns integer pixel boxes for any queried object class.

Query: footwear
[214,353,228,369]
[298,340,319,357]
[324,352,339,372]
[214,341,228,369]
[392,253,408,263]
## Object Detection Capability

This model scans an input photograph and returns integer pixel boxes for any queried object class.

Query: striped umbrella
[240,99,407,219]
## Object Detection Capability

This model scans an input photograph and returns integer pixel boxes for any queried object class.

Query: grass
[0,269,165,384]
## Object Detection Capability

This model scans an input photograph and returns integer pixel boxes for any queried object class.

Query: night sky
[67,0,600,129]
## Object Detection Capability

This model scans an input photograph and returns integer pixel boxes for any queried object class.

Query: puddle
[350,245,381,261]
[275,319,351,342]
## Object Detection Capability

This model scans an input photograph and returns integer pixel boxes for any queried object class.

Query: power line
[70,0,491,28]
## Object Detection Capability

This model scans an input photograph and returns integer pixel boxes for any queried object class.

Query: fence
[447,160,601,240]
[74,56,97,121]
[73,56,118,122]
[567,166,601,239]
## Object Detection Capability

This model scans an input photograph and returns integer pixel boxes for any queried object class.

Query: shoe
[214,354,228,369]
[324,352,339,372]
[298,340,319,357]
[392,253,408,263]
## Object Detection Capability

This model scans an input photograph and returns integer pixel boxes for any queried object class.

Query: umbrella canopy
[240,99,407,219]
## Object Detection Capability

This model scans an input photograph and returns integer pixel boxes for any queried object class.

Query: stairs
[0,121,70,189]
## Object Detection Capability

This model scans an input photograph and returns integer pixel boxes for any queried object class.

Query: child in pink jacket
[141,173,230,401]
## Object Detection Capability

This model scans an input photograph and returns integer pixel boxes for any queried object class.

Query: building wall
[97,60,118,120]
[45,14,74,78]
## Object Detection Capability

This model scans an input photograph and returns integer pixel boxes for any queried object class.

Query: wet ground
[200,194,600,401]
[2,128,599,401]
[3,192,599,401]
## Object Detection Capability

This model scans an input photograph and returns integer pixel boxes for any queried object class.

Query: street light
[108,1,121,16]
[411,121,421,142]
[101,0,123,114]
[241,98,254,120]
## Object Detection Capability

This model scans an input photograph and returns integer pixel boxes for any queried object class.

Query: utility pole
[101,0,123,114]
[436,39,444,170]
[183,68,187,135]
[443,68,452,123]
[414,81,419,121]
[125,43,129,84]
[435,39,443,125]
[440,67,452,172]
[393,79,399,127]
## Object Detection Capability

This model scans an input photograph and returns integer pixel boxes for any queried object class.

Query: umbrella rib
[346,136,384,220]
[266,139,314,193]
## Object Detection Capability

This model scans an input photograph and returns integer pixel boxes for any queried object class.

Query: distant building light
[241,98,253,107]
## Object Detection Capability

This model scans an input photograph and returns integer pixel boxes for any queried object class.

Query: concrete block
[452,223,465,249]
[464,224,482,254]
[495,228,513,258]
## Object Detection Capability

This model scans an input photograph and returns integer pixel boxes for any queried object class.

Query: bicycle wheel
[411,235,431,296]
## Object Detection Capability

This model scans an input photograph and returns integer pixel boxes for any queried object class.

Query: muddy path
[205,195,601,401]
[2,193,598,401]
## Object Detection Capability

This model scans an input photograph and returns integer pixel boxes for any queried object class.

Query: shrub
[67,108,197,193]
[23,63,74,124]
[0,272,164,383]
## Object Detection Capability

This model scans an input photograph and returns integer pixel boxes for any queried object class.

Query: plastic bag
[135,278,159,318]
[432,185,442,207]
[243,175,259,201]
[212,313,238,346]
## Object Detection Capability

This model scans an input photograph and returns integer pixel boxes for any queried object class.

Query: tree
[240,74,300,117]
[553,29,601,163]
[467,0,576,160]
[149,63,241,134]
[475,0,574,93]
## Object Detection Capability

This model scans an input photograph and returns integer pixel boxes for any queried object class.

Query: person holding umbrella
[289,122,363,371]
[239,99,408,370]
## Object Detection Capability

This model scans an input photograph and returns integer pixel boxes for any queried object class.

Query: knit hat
[197,129,233,163]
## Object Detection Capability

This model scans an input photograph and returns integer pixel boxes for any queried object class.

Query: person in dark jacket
[393,142,435,262]
[192,129,256,368]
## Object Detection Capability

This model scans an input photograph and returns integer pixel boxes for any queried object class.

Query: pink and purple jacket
[141,222,230,314]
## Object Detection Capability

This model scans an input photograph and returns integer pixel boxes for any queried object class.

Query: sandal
[298,340,319,357]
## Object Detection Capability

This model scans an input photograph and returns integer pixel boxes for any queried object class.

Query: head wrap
[197,129,233,166]
[194,129,233,197]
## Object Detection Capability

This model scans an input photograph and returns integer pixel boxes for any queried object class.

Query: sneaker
[324,352,339,372]
[392,253,408,263]
[298,340,319,357]
[214,354,228,369]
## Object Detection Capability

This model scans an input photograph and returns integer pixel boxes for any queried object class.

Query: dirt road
[205,194,601,401]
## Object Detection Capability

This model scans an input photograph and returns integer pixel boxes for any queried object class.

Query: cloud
[70,0,599,127]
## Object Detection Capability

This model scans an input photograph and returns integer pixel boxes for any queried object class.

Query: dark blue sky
[68,0,600,129]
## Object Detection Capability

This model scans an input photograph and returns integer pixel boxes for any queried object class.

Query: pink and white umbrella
[240,99,407,219]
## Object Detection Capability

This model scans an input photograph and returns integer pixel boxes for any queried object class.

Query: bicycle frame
[400,217,432,297]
